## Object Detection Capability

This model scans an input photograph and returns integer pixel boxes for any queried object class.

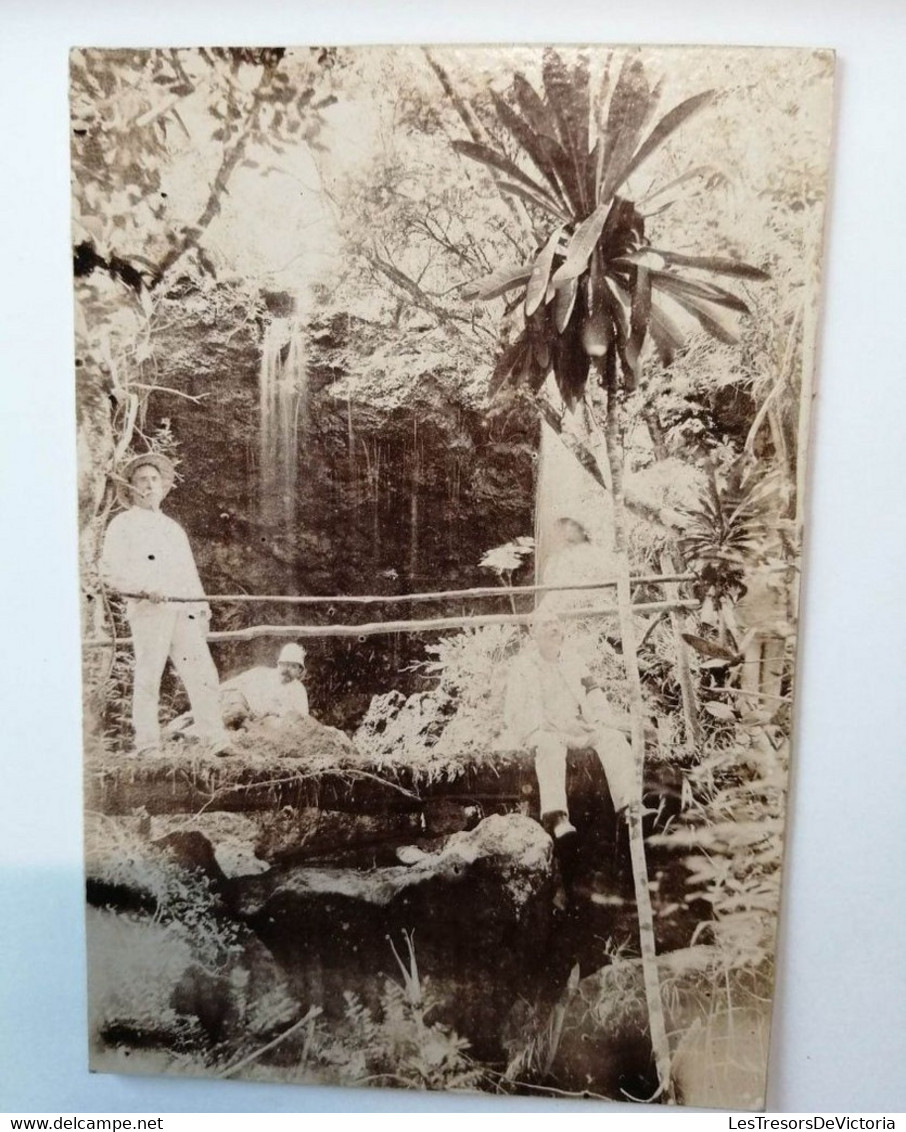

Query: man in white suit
[100,452,232,757]
[504,613,638,839]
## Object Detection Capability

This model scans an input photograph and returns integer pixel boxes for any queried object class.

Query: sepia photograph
[70,42,835,1108]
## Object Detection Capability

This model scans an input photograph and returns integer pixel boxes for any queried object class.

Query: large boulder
[251,806,427,867]
[537,946,769,1107]
[86,905,298,1074]
[238,811,552,918]
[150,807,428,877]
[151,813,271,879]
[237,813,555,1062]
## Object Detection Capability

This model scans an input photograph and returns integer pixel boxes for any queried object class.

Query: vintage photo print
[72,44,834,1107]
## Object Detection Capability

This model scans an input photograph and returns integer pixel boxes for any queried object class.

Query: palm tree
[458,51,767,402]
[454,48,767,1100]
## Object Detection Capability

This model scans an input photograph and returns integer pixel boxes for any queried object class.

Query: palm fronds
[455,49,768,407]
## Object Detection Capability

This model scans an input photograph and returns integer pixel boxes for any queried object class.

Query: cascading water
[259,317,307,534]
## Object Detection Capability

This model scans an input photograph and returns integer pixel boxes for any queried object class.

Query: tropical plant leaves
[650,271,751,313]
[598,55,661,203]
[488,337,531,399]
[494,180,569,221]
[486,352,517,401]
[487,91,575,209]
[453,53,765,402]
[601,276,632,342]
[550,318,590,408]
[525,225,566,316]
[625,265,652,389]
[649,296,687,365]
[679,463,782,604]
[548,196,645,293]
[479,536,535,574]
[450,138,560,209]
[615,90,716,195]
[511,72,559,143]
[598,196,645,260]
[554,275,579,333]
[651,249,769,280]
[541,49,590,164]
[549,205,608,287]
[525,303,555,369]
[580,308,613,357]
[615,248,667,271]
[461,262,532,301]
[661,287,742,344]
[533,131,585,214]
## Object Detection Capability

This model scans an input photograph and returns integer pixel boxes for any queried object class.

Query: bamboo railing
[82,574,699,648]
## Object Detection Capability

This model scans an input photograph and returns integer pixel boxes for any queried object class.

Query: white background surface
[1,0,904,1115]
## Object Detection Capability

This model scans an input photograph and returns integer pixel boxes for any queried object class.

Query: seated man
[503,613,639,840]
[220,642,310,728]
[167,642,310,737]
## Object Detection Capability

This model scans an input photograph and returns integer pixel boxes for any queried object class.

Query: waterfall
[259,317,307,534]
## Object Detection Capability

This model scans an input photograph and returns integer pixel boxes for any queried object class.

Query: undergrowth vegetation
[296,935,484,1091]
[85,814,242,964]
[75,42,826,1103]
[351,590,789,1093]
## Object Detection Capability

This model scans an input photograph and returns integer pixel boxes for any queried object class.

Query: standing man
[100,452,233,756]
[540,516,618,615]
[504,613,639,839]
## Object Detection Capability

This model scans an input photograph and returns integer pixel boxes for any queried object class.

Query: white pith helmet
[278,643,306,666]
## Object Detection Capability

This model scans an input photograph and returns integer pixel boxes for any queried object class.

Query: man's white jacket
[100,506,209,618]
[502,644,597,750]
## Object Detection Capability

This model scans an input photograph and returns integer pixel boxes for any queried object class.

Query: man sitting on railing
[503,612,639,841]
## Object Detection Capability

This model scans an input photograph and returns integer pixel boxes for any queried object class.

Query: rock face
[545,946,770,1108]
[142,285,537,732]
[239,813,551,920]
[149,808,428,877]
[86,906,299,1067]
[86,798,557,1068]
[85,733,704,1091]
[239,814,554,1062]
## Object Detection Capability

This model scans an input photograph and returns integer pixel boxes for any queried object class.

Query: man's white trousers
[128,602,227,751]
[534,727,637,819]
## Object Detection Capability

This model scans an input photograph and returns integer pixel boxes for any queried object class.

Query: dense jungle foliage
[74,44,832,1102]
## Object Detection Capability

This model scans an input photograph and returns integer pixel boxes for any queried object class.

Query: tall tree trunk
[409,421,419,583]
[641,411,702,753]
[660,550,702,754]
[600,372,674,1101]
[76,362,120,743]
